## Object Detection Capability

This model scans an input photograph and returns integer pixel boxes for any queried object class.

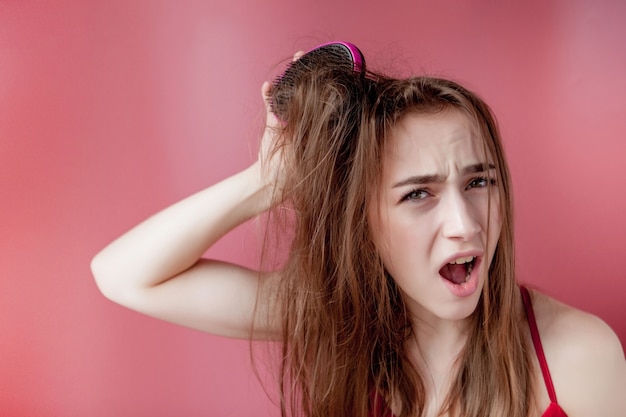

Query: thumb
[261,81,280,126]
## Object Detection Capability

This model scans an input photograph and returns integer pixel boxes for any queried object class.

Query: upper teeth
[449,256,475,265]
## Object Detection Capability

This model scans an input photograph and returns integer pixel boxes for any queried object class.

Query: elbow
[90,252,125,303]
[90,251,148,310]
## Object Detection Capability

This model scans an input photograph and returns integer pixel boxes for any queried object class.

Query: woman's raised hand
[258,80,285,202]
[257,51,304,208]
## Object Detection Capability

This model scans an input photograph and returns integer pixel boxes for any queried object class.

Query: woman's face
[369,109,502,326]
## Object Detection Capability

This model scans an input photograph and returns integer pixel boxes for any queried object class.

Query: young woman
[91,50,626,417]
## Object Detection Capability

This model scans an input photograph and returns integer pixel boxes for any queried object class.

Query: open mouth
[439,256,476,285]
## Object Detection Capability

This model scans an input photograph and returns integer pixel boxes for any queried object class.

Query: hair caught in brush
[258,51,382,417]
[270,42,366,124]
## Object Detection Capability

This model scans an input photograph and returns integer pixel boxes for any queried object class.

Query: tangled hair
[261,63,533,417]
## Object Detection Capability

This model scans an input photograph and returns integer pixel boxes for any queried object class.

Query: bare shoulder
[529,289,626,416]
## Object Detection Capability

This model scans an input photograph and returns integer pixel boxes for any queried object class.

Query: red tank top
[371,287,568,417]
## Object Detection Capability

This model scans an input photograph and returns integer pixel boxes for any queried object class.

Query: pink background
[1,1,625,415]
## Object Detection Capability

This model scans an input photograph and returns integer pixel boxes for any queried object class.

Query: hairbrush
[270,41,365,122]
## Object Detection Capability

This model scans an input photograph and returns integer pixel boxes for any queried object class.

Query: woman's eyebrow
[392,163,496,188]
[462,162,496,175]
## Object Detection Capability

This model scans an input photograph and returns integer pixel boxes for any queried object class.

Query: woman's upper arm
[94,257,281,340]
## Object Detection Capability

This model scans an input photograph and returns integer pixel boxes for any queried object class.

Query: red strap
[520,285,558,403]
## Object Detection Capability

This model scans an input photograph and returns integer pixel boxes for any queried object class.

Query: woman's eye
[467,177,496,190]
[401,189,430,202]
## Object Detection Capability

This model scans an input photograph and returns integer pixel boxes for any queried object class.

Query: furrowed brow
[392,162,496,189]
[392,174,446,188]
[461,162,496,176]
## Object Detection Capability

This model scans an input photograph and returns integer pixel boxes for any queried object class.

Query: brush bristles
[270,43,364,122]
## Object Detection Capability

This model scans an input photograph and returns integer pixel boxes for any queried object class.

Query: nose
[440,191,481,241]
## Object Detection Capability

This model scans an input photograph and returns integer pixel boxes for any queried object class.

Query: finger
[292,50,305,62]
[261,81,280,124]
[262,81,272,100]
[261,81,273,108]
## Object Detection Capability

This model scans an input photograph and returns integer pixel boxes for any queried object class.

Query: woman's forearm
[91,162,271,299]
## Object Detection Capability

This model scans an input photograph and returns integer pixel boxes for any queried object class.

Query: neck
[406,315,471,402]
[411,321,467,367]
[384,318,472,417]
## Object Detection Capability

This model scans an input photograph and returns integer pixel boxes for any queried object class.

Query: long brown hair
[261,67,533,417]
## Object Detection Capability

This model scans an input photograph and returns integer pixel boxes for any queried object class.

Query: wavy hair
[260,65,533,417]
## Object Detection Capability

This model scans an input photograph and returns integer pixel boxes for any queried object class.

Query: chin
[439,291,483,322]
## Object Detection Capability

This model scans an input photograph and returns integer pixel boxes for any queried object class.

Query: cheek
[368,209,425,281]
[487,196,503,247]
[367,203,408,275]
